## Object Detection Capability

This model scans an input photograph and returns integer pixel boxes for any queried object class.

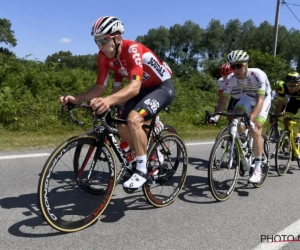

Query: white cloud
[59,38,72,43]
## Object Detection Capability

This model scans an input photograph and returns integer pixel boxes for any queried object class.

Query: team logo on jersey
[147,57,165,77]
[118,67,128,76]
[144,99,160,114]
[128,44,142,67]
[142,72,150,82]
[109,62,114,66]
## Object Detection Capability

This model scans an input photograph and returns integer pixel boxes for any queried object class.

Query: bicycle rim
[38,135,116,232]
[143,133,188,207]
[275,130,291,176]
[265,126,277,161]
[208,133,240,202]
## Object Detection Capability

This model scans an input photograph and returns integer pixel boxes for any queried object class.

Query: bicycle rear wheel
[252,133,270,188]
[38,135,116,232]
[208,133,240,202]
[275,130,292,176]
[143,133,188,207]
[162,124,178,135]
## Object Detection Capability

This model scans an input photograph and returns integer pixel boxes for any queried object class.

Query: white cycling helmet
[226,50,249,63]
[91,16,124,37]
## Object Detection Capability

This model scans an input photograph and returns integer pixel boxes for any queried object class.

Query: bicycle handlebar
[206,110,251,127]
[64,103,118,134]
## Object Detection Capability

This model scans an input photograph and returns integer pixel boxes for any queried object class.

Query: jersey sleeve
[222,78,234,97]
[96,52,110,86]
[255,71,268,95]
[217,78,224,93]
[125,43,144,81]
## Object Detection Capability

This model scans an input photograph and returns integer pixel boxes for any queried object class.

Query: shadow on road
[0,189,154,238]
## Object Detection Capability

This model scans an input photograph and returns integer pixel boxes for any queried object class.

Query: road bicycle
[207,112,270,202]
[38,103,187,232]
[275,116,300,175]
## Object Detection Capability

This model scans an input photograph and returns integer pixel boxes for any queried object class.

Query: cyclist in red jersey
[60,16,175,189]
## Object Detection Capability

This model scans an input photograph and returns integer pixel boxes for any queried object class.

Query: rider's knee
[127,111,144,129]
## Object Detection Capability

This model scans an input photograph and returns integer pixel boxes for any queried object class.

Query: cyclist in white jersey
[217,63,243,112]
[210,50,271,183]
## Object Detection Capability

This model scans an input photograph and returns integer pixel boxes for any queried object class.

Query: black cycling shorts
[120,79,175,121]
[227,97,240,112]
[285,97,300,115]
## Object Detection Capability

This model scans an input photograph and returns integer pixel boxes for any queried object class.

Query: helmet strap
[112,37,120,58]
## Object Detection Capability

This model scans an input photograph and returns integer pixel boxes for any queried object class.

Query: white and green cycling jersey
[223,68,271,99]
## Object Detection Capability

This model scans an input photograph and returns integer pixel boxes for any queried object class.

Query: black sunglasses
[94,36,111,46]
[230,63,245,70]
[287,84,299,88]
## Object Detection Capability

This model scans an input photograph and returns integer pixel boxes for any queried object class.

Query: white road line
[0,153,50,160]
[0,141,214,160]
[252,219,300,250]
[186,141,214,146]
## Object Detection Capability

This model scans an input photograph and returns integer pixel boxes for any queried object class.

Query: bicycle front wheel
[208,133,240,202]
[143,133,188,207]
[275,130,292,176]
[38,135,117,233]
[265,125,279,161]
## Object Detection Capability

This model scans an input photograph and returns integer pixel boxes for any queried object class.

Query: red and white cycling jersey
[96,40,172,88]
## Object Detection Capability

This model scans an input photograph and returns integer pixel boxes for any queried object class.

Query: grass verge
[0,125,219,152]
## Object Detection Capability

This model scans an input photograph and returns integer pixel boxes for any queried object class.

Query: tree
[0,18,17,47]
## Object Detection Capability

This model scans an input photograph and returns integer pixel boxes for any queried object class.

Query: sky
[1,0,300,61]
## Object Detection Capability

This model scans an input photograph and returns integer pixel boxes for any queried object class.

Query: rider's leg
[249,95,271,183]
[122,79,175,189]
[283,98,299,157]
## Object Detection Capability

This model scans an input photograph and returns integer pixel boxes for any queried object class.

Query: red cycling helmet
[219,63,232,77]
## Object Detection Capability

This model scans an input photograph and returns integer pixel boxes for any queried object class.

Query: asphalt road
[0,140,300,250]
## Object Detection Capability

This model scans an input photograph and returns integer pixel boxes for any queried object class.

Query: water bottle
[120,141,135,163]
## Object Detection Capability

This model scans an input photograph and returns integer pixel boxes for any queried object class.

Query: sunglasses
[230,63,246,70]
[94,36,112,46]
[287,84,299,88]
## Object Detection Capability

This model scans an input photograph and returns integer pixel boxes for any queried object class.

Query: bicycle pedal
[123,187,138,194]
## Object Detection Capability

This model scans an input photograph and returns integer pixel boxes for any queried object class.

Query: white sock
[254,157,262,172]
[136,155,147,174]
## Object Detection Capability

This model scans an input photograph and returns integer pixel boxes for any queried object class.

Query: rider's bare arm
[75,84,106,103]
[214,95,229,119]
[274,99,284,117]
[106,80,141,106]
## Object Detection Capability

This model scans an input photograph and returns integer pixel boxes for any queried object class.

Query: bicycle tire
[38,135,117,233]
[208,133,240,202]
[275,130,292,176]
[252,133,270,188]
[265,125,279,160]
[161,124,178,135]
[143,133,188,207]
[215,126,228,141]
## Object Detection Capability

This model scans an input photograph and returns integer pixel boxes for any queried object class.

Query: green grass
[0,125,220,152]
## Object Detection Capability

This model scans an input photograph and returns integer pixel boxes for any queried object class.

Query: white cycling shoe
[248,170,262,183]
[123,170,148,189]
